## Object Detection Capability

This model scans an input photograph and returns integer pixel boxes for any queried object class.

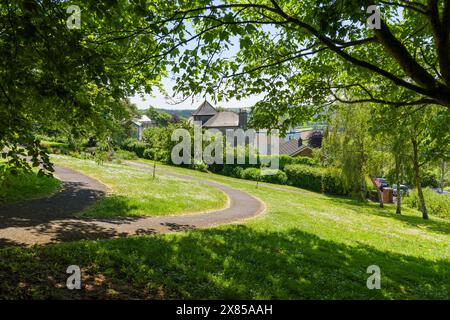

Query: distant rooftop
[279,139,311,157]
[203,111,239,128]
[191,100,218,116]
[131,114,152,126]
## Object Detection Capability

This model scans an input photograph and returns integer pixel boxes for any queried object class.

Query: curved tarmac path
[0,163,265,247]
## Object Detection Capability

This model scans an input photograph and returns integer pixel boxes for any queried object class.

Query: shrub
[40,141,69,155]
[68,151,94,160]
[307,130,323,148]
[143,148,156,160]
[94,151,109,165]
[221,165,243,178]
[290,156,318,167]
[241,167,262,181]
[322,167,347,196]
[190,161,209,172]
[404,188,450,219]
[284,164,322,192]
[122,138,148,158]
[260,154,317,171]
[114,149,138,160]
[261,169,288,185]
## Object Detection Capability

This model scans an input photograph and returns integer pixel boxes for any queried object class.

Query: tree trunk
[378,188,384,208]
[412,138,428,219]
[395,155,401,215]
[439,160,446,192]
[361,175,367,202]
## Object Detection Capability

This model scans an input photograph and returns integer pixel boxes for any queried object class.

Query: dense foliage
[404,189,450,219]
[0,1,161,175]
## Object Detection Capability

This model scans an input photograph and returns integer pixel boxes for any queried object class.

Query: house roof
[131,115,152,126]
[203,111,239,128]
[279,139,311,156]
[192,100,217,116]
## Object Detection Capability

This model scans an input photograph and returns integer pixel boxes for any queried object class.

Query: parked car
[391,184,409,197]
[432,188,450,195]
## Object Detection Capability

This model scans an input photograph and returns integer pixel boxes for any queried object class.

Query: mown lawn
[0,158,449,299]
[50,156,228,217]
[0,170,61,205]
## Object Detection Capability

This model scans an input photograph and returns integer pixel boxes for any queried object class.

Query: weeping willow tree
[322,104,378,201]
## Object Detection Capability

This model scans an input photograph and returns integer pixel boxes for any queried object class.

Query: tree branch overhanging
[145,1,450,108]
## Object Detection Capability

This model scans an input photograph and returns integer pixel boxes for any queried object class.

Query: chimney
[238,109,248,129]
[298,138,303,147]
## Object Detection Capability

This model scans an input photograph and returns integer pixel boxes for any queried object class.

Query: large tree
[0,1,162,175]
[372,103,450,219]
[131,0,450,131]
[322,104,376,200]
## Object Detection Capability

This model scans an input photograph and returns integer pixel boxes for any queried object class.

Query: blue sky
[129,77,264,110]
[129,21,276,111]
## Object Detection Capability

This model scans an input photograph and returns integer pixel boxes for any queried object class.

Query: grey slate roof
[192,100,217,116]
[131,115,152,127]
[279,139,310,156]
[203,111,239,128]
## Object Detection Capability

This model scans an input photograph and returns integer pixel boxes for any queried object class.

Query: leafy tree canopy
[0,0,162,174]
[135,0,450,132]
[2,0,449,175]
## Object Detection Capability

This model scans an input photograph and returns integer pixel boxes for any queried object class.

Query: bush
[221,165,243,178]
[290,156,318,167]
[114,149,137,160]
[307,130,323,148]
[190,161,209,172]
[143,148,156,160]
[68,151,94,160]
[143,148,171,163]
[94,151,111,165]
[404,188,450,219]
[284,164,322,192]
[322,167,347,195]
[261,169,288,185]
[122,138,148,158]
[241,168,262,181]
[260,154,317,171]
[40,141,69,155]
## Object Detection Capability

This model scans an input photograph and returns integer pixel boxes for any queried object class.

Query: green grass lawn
[0,170,61,204]
[0,158,449,299]
[50,156,227,217]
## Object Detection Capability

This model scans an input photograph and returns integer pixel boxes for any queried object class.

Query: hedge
[261,169,288,185]
[221,165,243,178]
[284,164,346,195]
[322,167,347,196]
[240,168,288,185]
[284,164,323,192]
[259,154,318,170]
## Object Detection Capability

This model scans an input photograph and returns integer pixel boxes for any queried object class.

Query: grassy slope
[0,170,61,204]
[0,159,449,299]
[50,156,227,217]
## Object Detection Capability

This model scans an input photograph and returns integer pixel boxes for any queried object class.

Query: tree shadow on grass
[0,181,106,229]
[0,187,142,247]
[1,226,448,299]
[323,196,450,235]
